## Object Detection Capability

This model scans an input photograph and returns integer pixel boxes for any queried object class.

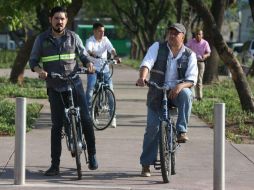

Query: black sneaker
[44,165,59,176]
[88,155,98,170]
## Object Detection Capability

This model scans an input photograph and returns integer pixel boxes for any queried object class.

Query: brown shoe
[177,132,189,143]
[141,165,151,177]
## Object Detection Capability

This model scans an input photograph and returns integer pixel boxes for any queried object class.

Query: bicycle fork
[64,107,85,156]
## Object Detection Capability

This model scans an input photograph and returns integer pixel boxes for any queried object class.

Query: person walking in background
[85,22,121,128]
[136,23,198,177]
[29,6,98,176]
[186,29,211,101]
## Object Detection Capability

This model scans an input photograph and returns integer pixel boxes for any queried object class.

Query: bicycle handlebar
[48,67,88,80]
[140,80,184,90]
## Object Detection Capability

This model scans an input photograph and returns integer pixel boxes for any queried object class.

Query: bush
[0,100,42,136]
[0,50,17,68]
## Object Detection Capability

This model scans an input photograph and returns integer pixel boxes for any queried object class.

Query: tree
[186,0,254,112]
[112,0,176,58]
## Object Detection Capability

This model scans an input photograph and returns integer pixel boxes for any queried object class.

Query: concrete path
[0,65,254,190]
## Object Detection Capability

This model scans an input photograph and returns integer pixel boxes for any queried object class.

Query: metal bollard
[214,103,225,190]
[14,97,26,185]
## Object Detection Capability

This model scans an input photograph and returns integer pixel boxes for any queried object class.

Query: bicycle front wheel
[91,87,116,130]
[71,115,82,179]
[159,121,171,183]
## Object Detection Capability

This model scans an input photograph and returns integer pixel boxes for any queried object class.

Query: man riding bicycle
[29,6,98,176]
[85,22,121,128]
[136,23,198,177]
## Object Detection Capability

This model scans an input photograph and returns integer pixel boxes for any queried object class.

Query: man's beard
[52,26,65,33]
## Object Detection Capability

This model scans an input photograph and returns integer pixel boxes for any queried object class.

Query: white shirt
[140,42,198,89]
[85,36,115,72]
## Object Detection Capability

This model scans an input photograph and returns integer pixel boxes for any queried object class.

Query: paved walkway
[0,65,254,190]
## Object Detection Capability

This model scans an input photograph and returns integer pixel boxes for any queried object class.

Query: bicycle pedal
[154,160,161,170]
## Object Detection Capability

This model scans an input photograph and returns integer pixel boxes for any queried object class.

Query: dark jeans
[47,82,96,167]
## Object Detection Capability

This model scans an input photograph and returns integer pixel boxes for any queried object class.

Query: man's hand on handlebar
[38,70,48,80]
[114,56,122,64]
[86,62,96,73]
[136,78,147,87]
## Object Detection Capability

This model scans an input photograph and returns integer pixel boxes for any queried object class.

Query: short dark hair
[93,22,104,30]
[195,28,203,35]
[49,6,67,17]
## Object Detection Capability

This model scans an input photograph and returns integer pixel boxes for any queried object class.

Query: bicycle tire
[91,87,116,130]
[171,121,176,175]
[159,120,171,183]
[71,114,82,180]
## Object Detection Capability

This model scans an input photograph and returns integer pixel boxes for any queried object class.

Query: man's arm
[136,66,149,87]
[75,34,94,72]
[202,41,211,61]
[202,52,210,61]
[29,36,48,79]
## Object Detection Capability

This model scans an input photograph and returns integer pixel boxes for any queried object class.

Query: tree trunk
[9,35,36,84]
[203,0,227,84]
[176,0,183,22]
[203,46,219,83]
[187,0,254,112]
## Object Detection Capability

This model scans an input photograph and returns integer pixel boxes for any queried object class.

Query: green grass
[0,100,42,136]
[0,76,46,136]
[0,77,47,99]
[192,79,254,143]
[122,58,141,69]
[0,50,17,68]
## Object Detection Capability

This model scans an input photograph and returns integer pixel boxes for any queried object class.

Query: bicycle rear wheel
[71,115,82,179]
[159,121,171,183]
[91,87,116,130]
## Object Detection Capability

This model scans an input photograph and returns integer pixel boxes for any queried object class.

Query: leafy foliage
[0,100,42,136]
[0,0,71,31]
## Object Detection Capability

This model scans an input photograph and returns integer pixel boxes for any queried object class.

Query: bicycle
[49,68,89,180]
[91,58,117,130]
[146,80,181,183]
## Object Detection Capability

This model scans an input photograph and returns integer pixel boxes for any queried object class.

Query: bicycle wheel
[159,120,171,183]
[70,114,82,179]
[91,87,116,130]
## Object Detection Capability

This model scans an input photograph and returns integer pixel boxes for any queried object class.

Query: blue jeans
[140,88,193,166]
[86,72,114,111]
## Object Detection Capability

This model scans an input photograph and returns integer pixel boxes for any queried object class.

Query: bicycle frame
[91,59,117,130]
[147,81,180,183]
[62,81,83,156]
[148,81,178,154]
[94,58,116,93]
[50,68,88,179]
